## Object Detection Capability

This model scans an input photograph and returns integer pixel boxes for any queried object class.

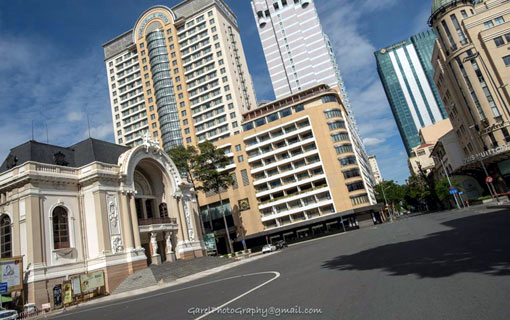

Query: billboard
[80,271,105,293]
[0,257,23,292]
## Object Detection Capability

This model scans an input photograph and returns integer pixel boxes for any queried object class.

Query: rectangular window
[321,95,337,104]
[324,108,342,119]
[502,127,510,143]
[450,14,467,45]
[484,20,494,29]
[279,108,291,118]
[328,120,345,130]
[241,169,249,186]
[294,104,305,112]
[461,10,468,18]
[503,55,510,67]
[495,16,505,25]
[441,20,457,50]
[494,36,505,47]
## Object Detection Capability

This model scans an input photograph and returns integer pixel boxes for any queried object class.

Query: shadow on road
[322,210,510,278]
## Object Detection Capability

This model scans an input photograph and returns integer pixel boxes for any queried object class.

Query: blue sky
[0,0,432,183]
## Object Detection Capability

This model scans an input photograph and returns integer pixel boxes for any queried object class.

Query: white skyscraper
[251,0,375,201]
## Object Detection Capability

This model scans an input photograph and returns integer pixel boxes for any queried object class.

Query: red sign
[486,176,494,184]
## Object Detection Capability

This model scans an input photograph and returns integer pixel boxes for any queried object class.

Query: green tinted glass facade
[375,29,447,156]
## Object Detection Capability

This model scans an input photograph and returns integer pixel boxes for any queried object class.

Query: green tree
[167,145,206,236]
[374,180,405,214]
[193,141,235,254]
[167,145,198,186]
[435,178,462,208]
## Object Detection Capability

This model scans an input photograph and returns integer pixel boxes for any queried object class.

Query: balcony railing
[138,217,177,225]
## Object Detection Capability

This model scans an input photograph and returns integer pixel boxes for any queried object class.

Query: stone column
[129,194,142,249]
[150,232,162,265]
[120,193,134,251]
[142,199,148,219]
[165,231,175,262]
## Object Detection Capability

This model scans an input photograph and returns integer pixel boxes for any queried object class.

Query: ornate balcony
[138,217,178,233]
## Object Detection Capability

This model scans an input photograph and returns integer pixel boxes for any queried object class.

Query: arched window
[159,203,168,218]
[0,215,12,258]
[52,207,69,249]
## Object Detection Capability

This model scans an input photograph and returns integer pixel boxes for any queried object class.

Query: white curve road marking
[194,271,280,320]
[50,271,280,319]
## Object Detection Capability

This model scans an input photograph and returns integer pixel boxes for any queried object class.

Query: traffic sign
[450,189,459,195]
[449,186,455,191]
[486,176,494,184]
[459,191,464,195]
[0,282,7,293]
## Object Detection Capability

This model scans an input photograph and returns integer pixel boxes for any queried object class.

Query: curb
[37,252,277,319]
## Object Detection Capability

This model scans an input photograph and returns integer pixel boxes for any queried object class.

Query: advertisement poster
[71,277,81,296]
[80,271,105,293]
[63,282,73,305]
[0,257,22,292]
[203,233,217,253]
[53,285,62,308]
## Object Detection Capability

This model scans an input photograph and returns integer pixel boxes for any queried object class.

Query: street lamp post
[432,156,461,209]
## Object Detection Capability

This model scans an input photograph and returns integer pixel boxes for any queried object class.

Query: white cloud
[88,123,114,140]
[363,137,386,146]
[317,0,410,182]
[67,111,85,122]
[0,33,113,161]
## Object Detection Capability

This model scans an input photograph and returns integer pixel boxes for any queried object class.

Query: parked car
[275,240,288,249]
[0,308,17,320]
[262,244,276,254]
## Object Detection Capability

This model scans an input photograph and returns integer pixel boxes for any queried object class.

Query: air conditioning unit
[301,0,310,8]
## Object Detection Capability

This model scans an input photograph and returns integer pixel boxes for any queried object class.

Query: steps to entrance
[113,256,235,294]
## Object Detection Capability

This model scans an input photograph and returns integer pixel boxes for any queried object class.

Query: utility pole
[433,156,460,209]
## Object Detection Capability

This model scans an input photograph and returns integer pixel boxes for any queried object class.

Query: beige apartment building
[103,0,256,150]
[430,0,510,192]
[197,85,380,253]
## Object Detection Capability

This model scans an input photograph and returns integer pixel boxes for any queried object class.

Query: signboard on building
[80,271,105,293]
[71,277,81,296]
[63,282,73,305]
[203,233,217,253]
[0,257,22,292]
[464,144,510,165]
[238,198,250,211]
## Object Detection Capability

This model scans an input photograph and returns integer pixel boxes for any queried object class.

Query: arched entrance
[118,135,204,265]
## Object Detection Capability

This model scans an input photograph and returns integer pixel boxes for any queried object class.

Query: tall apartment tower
[103,0,257,151]
[429,0,510,191]
[375,29,448,156]
[368,155,384,185]
[251,0,374,200]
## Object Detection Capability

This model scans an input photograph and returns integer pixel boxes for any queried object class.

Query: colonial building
[430,0,510,192]
[0,136,204,308]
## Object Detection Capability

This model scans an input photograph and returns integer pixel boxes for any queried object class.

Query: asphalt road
[50,206,510,320]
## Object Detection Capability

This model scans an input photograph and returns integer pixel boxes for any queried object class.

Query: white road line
[50,271,280,319]
[194,271,280,320]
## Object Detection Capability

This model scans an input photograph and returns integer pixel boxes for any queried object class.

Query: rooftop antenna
[31,120,34,141]
[38,110,49,144]
[87,113,91,138]
[45,121,49,144]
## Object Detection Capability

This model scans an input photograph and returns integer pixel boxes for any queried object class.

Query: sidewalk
[36,252,269,318]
